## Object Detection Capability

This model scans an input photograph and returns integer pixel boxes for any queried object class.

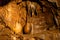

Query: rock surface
[0,0,59,40]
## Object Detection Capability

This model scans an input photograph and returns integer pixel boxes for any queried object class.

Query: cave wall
[48,0,60,7]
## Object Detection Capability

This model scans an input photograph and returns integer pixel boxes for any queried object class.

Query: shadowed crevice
[0,0,11,6]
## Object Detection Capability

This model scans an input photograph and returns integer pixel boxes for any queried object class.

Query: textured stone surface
[0,0,59,40]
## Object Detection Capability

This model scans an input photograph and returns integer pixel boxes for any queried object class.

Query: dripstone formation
[0,0,60,40]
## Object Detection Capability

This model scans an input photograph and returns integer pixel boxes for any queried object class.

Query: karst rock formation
[0,0,60,40]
